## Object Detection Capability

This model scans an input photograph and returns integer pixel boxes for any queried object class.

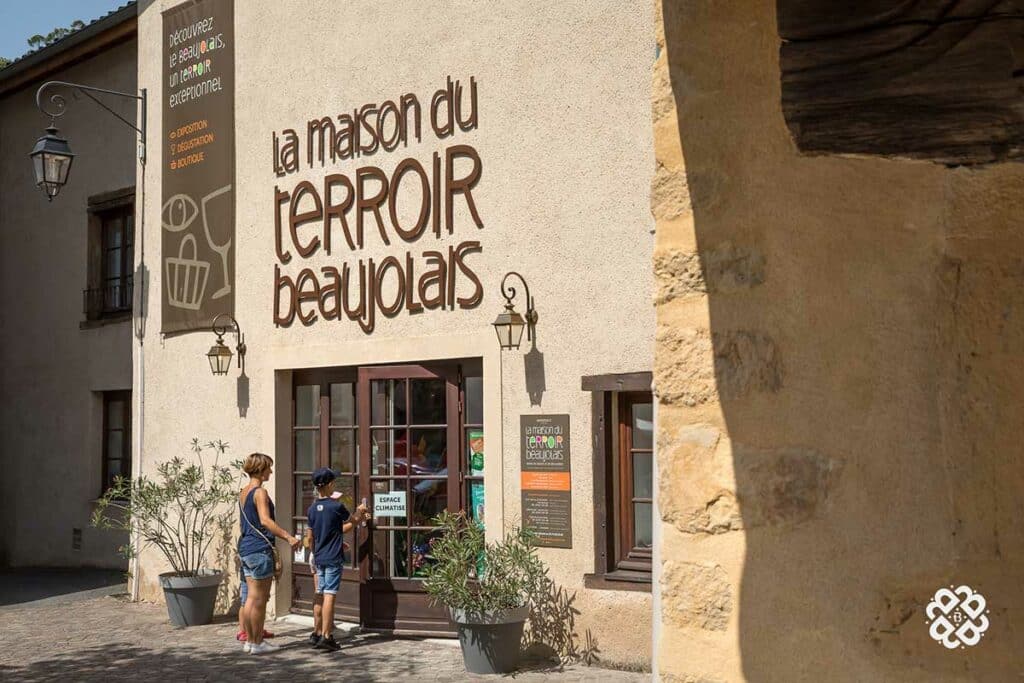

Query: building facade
[5,1,1021,679]
[131,0,656,667]
[0,6,137,569]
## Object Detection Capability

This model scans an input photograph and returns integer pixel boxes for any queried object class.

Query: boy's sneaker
[308,632,322,647]
[242,641,251,653]
[316,635,341,652]
[249,641,280,655]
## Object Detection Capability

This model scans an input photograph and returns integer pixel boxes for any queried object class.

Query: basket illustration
[165,233,210,310]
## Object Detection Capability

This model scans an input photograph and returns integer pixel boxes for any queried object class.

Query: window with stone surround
[84,188,134,323]
[582,372,653,591]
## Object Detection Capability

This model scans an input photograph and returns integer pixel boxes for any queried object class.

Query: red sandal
[236,629,275,642]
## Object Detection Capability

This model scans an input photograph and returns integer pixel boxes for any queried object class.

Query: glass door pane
[329,382,359,569]
[359,364,463,634]
[365,371,452,580]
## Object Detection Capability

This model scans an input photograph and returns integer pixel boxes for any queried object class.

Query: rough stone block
[654,249,706,302]
[734,447,840,528]
[661,561,732,631]
[654,243,765,304]
[655,327,716,406]
[652,57,676,124]
[659,673,725,683]
[652,163,692,222]
[702,243,765,293]
[714,330,782,399]
[655,328,782,405]
[658,421,838,534]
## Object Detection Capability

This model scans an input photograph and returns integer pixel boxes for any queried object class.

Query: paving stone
[0,595,646,682]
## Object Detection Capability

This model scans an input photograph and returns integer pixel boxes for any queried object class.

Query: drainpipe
[131,90,147,602]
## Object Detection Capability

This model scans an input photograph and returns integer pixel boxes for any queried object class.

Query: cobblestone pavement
[0,594,648,682]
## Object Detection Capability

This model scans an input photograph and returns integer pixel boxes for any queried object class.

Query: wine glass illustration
[200,184,233,300]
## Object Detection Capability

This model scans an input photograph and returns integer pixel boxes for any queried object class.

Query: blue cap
[312,467,338,487]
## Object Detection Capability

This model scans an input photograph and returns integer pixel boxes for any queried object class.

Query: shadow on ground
[0,633,573,682]
[0,643,406,683]
[0,568,125,607]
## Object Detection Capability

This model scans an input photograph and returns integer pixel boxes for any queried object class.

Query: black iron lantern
[208,314,246,376]
[493,303,527,350]
[30,80,146,202]
[492,272,538,350]
[29,125,74,201]
[206,336,234,376]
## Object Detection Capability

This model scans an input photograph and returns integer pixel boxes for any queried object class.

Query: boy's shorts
[315,563,342,595]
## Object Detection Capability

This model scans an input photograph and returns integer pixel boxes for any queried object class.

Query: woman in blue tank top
[237,453,301,654]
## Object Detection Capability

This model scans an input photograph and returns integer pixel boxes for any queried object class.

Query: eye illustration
[162,193,198,232]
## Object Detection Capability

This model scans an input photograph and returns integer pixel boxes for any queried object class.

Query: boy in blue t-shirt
[306,467,370,651]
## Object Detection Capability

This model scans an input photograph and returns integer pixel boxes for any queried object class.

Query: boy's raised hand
[355,503,370,522]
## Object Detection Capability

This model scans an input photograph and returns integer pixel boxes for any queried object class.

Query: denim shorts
[239,568,248,604]
[240,550,275,581]
[315,563,342,595]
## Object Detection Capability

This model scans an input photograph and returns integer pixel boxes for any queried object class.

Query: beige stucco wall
[653,1,1024,681]
[136,0,654,667]
[0,40,136,569]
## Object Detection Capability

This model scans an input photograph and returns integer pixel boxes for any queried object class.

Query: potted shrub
[423,511,545,674]
[92,439,237,627]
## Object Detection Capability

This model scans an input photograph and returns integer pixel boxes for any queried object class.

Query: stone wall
[652,1,1024,680]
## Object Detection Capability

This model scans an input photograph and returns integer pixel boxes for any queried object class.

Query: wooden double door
[290,362,482,634]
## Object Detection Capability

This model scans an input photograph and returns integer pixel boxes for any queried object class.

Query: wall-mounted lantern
[29,126,75,200]
[207,314,246,376]
[492,272,538,350]
[30,81,146,201]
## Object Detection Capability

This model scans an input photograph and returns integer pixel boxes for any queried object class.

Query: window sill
[80,313,132,329]
[584,571,652,593]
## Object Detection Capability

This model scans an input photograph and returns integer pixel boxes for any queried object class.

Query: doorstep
[273,615,458,647]
[274,613,359,636]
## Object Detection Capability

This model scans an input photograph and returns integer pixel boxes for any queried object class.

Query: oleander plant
[92,438,238,577]
[422,510,546,615]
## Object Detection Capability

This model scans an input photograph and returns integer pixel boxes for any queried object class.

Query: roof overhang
[0,3,137,99]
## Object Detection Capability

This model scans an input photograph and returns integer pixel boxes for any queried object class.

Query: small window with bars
[85,204,134,320]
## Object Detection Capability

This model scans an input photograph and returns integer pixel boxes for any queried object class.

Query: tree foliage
[27,20,86,50]
[92,439,241,576]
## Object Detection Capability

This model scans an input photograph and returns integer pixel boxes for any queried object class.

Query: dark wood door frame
[357,363,461,634]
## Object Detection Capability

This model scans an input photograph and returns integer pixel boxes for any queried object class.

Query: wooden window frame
[85,188,135,322]
[460,362,484,524]
[101,390,132,496]
[617,393,653,568]
[581,372,653,592]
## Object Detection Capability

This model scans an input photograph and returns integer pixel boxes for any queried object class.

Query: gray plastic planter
[451,605,529,674]
[159,570,223,627]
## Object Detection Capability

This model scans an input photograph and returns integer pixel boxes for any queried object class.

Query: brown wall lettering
[271,77,484,333]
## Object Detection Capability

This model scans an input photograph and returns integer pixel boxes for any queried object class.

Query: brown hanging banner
[161,0,235,334]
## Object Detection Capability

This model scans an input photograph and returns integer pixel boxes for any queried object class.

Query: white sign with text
[373,491,407,517]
